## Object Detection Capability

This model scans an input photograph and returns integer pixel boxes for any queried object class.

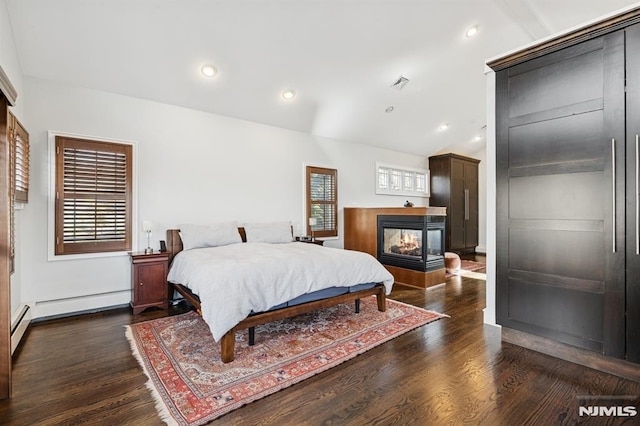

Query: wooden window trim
[54,136,132,256]
[8,115,15,274]
[306,166,338,238]
[0,85,13,400]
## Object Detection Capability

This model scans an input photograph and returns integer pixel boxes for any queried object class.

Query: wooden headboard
[166,228,248,264]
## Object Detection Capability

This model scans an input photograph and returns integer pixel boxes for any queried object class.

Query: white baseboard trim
[11,304,31,355]
[32,290,130,320]
[33,303,130,323]
[483,307,499,327]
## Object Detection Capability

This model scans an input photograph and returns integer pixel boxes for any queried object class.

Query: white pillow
[243,222,293,243]
[179,222,242,250]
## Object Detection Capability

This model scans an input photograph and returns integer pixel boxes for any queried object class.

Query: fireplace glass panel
[377,214,445,272]
[426,229,443,261]
[383,228,423,258]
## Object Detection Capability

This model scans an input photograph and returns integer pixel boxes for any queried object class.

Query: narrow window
[390,169,402,191]
[8,112,29,273]
[10,114,29,203]
[403,171,415,191]
[416,173,426,193]
[54,136,132,255]
[378,166,389,190]
[306,166,338,238]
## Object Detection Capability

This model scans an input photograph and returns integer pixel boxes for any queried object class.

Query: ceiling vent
[391,76,409,90]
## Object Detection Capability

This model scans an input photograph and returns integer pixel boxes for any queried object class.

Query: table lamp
[309,217,317,241]
[142,220,153,254]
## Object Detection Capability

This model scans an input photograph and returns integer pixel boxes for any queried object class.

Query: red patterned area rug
[125,296,447,425]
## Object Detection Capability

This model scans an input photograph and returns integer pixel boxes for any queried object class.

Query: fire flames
[389,230,422,256]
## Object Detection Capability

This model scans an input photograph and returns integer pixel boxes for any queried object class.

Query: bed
[165,222,395,363]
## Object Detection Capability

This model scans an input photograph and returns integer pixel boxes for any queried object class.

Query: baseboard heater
[11,304,31,355]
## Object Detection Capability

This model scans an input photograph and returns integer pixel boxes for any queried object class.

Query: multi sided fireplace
[377,215,445,272]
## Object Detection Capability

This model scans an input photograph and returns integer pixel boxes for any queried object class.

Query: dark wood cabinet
[492,20,640,365]
[130,252,169,314]
[428,153,479,254]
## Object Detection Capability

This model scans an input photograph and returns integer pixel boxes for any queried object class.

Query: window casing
[54,136,132,255]
[306,166,338,238]
[376,162,429,197]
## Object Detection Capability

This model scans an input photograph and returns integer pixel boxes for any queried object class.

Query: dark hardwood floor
[0,266,638,425]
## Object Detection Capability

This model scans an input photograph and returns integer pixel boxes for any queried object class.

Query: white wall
[0,0,25,319]
[472,147,487,253]
[0,0,22,116]
[483,69,497,326]
[22,76,430,319]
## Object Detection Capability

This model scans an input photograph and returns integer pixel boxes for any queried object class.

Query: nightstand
[130,252,169,314]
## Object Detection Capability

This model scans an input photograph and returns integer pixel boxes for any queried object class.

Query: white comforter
[167,242,394,341]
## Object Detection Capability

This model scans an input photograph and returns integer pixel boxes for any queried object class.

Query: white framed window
[376,162,429,197]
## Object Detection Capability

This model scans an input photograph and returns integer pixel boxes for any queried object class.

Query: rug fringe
[124,325,180,426]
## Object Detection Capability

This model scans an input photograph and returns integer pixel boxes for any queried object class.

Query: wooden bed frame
[166,228,387,363]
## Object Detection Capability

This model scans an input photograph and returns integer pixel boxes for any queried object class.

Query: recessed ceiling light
[282,89,296,100]
[465,25,478,38]
[438,123,450,132]
[201,64,217,77]
[385,106,394,113]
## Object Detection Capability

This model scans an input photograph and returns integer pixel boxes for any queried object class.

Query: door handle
[635,135,640,255]
[464,189,469,221]
[612,138,616,253]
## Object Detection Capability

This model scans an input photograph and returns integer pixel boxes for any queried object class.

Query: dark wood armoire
[428,153,480,254]
[489,6,640,378]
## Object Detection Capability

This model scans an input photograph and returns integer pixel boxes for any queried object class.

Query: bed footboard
[220,284,386,363]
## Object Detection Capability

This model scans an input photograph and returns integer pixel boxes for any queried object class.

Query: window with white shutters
[306,166,338,238]
[54,136,132,255]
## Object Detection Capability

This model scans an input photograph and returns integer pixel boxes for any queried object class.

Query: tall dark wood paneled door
[496,32,626,358]
[429,153,480,254]
[625,24,640,364]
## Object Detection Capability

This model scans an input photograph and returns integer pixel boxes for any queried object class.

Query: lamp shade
[142,221,153,232]
[308,217,317,227]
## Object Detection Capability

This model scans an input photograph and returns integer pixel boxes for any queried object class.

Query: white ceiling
[5,0,639,157]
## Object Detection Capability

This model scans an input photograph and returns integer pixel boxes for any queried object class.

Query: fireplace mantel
[344,207,447,288]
